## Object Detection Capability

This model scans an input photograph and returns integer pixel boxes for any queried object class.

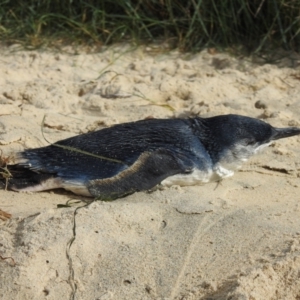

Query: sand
[0,44,300,300]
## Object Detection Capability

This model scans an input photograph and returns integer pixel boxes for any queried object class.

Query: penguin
[1,114,300,200]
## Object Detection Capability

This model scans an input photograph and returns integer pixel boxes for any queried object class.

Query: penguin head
[199,114,300,168]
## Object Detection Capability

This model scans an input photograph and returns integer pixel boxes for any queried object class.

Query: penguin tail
[0,164,59,192]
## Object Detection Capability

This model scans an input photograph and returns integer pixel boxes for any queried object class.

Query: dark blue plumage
[21,118,210,181]
[2,114,300,199]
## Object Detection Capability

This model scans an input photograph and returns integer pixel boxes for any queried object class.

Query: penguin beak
[272,127,300,141]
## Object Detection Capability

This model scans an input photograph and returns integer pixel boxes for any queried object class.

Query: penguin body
[2,114,300,200]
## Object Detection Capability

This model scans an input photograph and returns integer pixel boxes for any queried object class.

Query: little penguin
[1,114,300,200]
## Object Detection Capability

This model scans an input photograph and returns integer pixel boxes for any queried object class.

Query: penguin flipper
[88,149,193,200]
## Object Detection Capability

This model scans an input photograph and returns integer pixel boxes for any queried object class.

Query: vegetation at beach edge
[0,0,300,53]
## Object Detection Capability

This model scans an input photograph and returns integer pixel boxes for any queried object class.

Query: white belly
[161,164,236,187]
[161,168,213,186]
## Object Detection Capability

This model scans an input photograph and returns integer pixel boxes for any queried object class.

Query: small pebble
[255,100,267,109]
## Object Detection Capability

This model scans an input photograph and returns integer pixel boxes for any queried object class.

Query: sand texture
[1,45,300,300]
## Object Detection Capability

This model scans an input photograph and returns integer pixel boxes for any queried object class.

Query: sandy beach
[1,44,300,299]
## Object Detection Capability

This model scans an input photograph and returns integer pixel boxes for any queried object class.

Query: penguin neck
[190,118,240,181]
[191,117,221,163]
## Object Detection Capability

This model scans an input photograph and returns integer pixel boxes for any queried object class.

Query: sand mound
[229,253,300,300]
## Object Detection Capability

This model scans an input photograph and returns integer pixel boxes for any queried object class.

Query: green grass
[0,0,300,52]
